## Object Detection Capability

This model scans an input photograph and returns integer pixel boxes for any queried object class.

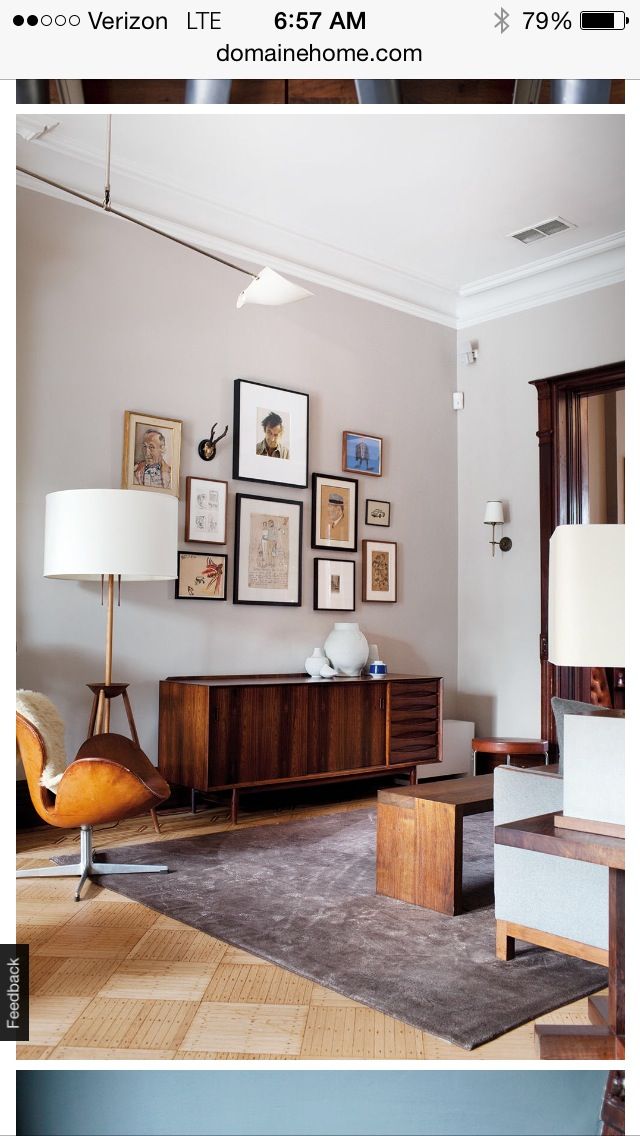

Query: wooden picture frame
[185,477,228,544]
[313,558,356,612]
[175,551,227,600]
[122,410,182,497]
[233,378,309,488]
[311,473,358,552]
[365,499,390,527]
[342,430,382,477]
[362,539,397,602]
[233,493,303,606]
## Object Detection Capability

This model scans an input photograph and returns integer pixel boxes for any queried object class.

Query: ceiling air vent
[510,217,575,245]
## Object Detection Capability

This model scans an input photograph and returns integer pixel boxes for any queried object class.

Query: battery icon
[580,11,629,28]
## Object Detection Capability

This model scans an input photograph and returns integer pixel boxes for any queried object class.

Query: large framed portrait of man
[233,379,309,488]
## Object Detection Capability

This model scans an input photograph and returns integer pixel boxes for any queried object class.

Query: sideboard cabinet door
[222,685,308,785]
[306,682,386,774]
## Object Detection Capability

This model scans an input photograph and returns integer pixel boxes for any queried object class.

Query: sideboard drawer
[388,679,442,766]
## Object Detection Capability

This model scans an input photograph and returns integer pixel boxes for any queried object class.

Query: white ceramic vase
[305,647,329,679]
[323,622,369,677]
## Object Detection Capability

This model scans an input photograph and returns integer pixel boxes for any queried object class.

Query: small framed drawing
[185,477,228,544]
[314,558,356,612]
[233,378,309,488]
[311,473,358,552]
[234,493,303,606]
[366,499,390,527]
[342,431,382,477]
[175,552,227,600]
[362,540,397,603]
[122,411,182,497]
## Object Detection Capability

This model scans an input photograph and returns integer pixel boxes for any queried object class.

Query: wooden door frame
[530,361,624,744]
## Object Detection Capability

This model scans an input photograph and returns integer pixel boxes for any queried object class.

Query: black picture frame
[313,558,356,612]
[365,499,391,527]
[233,493,303,606]
[175,551,228,601]
[233,378,310,488]
[311,473,358,552]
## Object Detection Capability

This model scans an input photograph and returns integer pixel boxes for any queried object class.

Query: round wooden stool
[471,736,549,776]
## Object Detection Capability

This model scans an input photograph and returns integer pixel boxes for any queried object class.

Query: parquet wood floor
[16,796,601,1060]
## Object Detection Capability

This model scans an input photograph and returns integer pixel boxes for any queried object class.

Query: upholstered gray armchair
[493,698,623,965]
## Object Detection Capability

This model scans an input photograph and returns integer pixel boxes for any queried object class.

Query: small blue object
[369,661,387,677]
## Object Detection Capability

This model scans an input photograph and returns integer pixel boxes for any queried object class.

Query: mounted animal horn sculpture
[198,422,229,461]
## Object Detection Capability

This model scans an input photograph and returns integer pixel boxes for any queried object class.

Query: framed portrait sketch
[314,558,356,612]
[233,378,309,488]
[366,499,390,527]
[311,473,358,552]
[122,411,182,497]
[185,477,228,544]
[342,431,382,477]
[362,540,397,603]
[233,493,302,606]
[175,552,227,600]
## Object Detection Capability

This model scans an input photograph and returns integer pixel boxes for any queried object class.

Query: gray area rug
[71,809,607,1049]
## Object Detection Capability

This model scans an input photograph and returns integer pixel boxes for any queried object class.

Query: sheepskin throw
[16,690,67,792]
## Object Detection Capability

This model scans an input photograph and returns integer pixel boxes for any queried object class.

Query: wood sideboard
[158,673,443,822]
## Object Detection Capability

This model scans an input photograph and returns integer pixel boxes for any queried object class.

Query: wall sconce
[484,501,512,556]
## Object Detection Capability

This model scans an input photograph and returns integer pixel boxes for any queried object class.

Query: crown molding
[17,123,624,331]
[457,238,625,327]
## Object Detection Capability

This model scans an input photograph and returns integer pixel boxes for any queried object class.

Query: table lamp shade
[44,489,178,580]
[548,523,624,666]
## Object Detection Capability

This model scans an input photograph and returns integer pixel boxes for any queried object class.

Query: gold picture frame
[122,411,182,497]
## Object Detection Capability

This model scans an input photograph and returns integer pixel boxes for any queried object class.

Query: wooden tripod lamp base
[86,681,161,836]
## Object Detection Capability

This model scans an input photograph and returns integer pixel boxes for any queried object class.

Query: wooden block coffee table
[376,775,493,915]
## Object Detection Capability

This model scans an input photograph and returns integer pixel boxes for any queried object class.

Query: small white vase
[323,622,369,677]
[305,647,329,679]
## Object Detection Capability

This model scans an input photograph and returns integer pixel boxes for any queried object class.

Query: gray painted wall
[17,188,458,763]
[456,284,624,736]
[17,1070,605,1135]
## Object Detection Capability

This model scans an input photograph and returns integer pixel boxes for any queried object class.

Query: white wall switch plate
[453,391,464,410]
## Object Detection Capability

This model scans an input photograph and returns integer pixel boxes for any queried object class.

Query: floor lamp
[548,522,625,836]
[44,488,178,742]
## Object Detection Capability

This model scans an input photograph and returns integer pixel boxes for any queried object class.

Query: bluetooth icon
[494,7,510,32]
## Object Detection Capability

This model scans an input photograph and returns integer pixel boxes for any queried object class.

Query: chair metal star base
[17,824,168,901]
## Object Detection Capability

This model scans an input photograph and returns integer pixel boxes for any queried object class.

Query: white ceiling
[16,111,624,327]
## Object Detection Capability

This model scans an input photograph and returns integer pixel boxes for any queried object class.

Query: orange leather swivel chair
[17,706,171,900]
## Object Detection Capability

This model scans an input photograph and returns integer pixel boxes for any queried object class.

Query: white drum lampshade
[43,489,178,733]
[548,523,625,666]
[44,489,178,581]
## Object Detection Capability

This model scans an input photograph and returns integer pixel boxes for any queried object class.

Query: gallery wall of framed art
[121,380,396,619]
